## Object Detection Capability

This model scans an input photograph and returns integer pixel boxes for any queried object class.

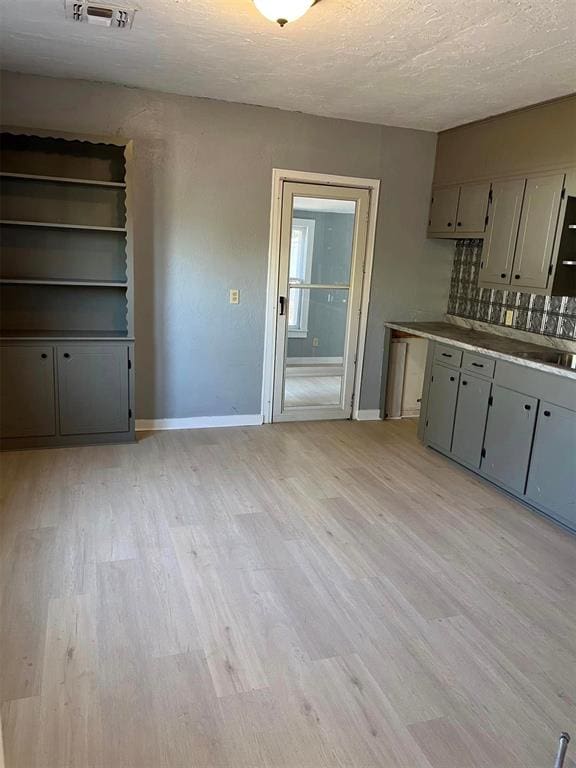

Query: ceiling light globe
[253,0,315,26]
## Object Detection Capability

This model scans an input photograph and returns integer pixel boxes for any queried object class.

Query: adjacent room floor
[1,420,575,768]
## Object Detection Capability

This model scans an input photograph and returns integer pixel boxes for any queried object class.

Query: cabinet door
[455,182,491,235]
[0,346,56,438]
[425,364,459,451]
[512,173,565,290]
[479,179,525,286]
[428,187,460,234]
[451,373,491,468]
[58,344,129,435]
[481,385,537,493]
[525,402,576,529]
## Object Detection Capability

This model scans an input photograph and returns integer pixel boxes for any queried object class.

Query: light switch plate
[229,289,239,305]
[505,309,514,326]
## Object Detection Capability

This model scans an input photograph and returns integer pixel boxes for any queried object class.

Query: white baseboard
[136,414,263,432]
[355,409,381,421]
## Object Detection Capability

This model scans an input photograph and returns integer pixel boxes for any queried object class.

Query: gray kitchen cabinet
[512,173,565,290]
[58,344,129,435]
[451,373,491,468]
[481,385,538,494]
[455,182,491,236]
[425,363,459,451]
[428,187,459,234]
[479,178,526,287]
[0,346,56,438]
[525,402,576,529]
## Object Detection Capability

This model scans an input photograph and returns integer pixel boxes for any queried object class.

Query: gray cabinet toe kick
[421,340,576,533]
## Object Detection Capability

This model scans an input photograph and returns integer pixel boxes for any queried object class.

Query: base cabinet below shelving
[0,345,56,438]
[57,344,130,435]
[0,340,134,448]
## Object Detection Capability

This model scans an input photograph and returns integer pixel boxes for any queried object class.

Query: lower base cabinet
[425,364,459,451]
[420,341,575,533]
[451,373,491,468]
[0,341,133,448]
[525,402,576,529]
[58,345,130,435]
[481,385,538,493]
[0,346,56,438]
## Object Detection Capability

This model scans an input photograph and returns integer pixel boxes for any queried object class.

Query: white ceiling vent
[65,1,136,29]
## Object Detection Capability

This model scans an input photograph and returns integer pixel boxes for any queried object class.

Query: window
[288,218,315,338]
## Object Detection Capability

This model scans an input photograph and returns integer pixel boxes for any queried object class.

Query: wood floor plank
[1,419,575,767]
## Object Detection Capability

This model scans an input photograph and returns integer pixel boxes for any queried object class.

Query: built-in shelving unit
[0,129,135,449]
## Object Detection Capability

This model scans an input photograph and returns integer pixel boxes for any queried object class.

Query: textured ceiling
[1,0,575,130]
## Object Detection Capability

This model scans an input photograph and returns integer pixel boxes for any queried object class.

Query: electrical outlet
[505,309,514,326]
[312,337,319,347]
[229,289,239,305]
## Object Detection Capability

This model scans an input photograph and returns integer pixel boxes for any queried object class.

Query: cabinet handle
[462,380,468,386]
[543,410,551,417]
[514,274,521,280]
[63,353,71,359]
[447,221,453,227]
[500,273,506,278]
[450,376,455,382]
[524,404,531,410]
[441,352,452,358]
[471,362,484,368]
[457,222,462,227]
[41,353,47,359]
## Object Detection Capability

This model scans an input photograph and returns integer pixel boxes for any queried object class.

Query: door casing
[261,169,380,424]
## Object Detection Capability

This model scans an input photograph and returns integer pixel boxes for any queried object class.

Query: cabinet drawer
[433,344,462,368]
[461,352,495,377]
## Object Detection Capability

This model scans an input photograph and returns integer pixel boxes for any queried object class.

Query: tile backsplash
[447,240,576,340]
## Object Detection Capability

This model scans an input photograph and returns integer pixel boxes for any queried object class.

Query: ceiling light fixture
[253,0,317,27]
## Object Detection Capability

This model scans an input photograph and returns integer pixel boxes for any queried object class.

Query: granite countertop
[385,321,576,381]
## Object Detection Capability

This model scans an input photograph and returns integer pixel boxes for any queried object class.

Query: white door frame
[261,168,380,423]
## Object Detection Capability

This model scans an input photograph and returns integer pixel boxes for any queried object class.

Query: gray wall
[0,70,454,418]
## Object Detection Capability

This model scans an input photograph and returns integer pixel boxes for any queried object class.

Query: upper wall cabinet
[428,186,459,234]
[512,173,565,290]
[427,182,490,238]
[479,171,570,294]
[479,178,526,286]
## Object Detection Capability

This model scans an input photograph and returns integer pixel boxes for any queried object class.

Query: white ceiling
[1,0,575,131]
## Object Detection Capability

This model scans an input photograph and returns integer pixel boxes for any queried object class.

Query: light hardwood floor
[0,419,575,768]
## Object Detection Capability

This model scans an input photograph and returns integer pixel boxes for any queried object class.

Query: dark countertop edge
[384,321,576,381]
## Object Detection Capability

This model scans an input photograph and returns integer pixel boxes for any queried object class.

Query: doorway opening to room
[262,170,380,423]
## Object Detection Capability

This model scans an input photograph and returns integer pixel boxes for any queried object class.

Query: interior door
[272,182,369,422]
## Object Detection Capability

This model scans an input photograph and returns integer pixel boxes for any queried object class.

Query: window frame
[287,217,315,338]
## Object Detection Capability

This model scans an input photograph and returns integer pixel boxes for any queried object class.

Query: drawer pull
[471,362,484,368]
[543,410,551,417]
[441,352,452,358]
